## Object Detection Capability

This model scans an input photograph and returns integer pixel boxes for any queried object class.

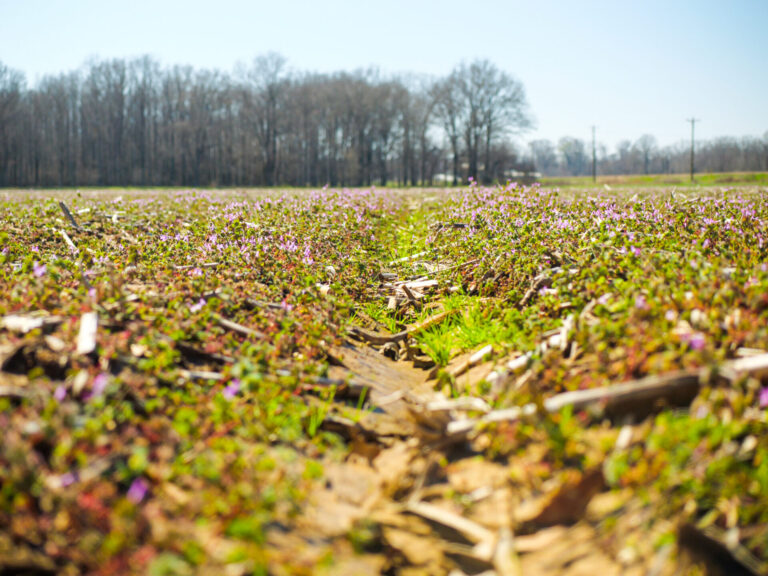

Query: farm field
[540,171,768,188]
[1,184,768,576]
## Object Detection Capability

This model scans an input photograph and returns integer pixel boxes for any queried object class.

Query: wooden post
[687,118,699,183]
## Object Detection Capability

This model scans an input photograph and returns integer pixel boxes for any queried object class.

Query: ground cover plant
[1,183,767,575]
[540,171,768,188]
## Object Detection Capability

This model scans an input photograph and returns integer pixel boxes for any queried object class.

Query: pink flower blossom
[59,471,78,487]
[759,387,768,408]
[54,385,67,402]
[127,477,148,503]
[33,262,46,277]
[91,373,108,397]
[223,379,241,400]
[688,332,706,350]
[190,298,205,313]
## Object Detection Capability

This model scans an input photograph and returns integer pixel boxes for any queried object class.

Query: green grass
[3,183,768,573]
[539,171,768,188]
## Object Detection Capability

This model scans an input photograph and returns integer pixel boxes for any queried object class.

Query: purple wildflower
[127,477,149,503]
[189,267,203,277]
[759,387,768,408]
[634,294,649,310]
[631,246,642,257]
[190,298,205,313]
[54,385,67,402]
[223,379,241,400]
[91,373,108,397]
[665,309,677,322]
[597,293,611,305]
[688,332,706,350]
[59,471,78,487]
[33,262,46,278]
[302,246,314,265]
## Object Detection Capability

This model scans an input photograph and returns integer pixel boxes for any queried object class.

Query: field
[1,183,768,575]
[540,171,768,188]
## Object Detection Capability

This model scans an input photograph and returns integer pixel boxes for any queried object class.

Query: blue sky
[1,0,766,151]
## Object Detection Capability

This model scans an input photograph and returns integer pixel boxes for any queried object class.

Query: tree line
[2,55,766,187]
[0,55,532,188]
[529,133,768,178]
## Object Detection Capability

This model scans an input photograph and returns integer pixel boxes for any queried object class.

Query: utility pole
[687,118,699,183]
[591,125,597,183]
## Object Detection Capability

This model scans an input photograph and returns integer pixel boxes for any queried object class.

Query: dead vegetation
[1,187,767,575]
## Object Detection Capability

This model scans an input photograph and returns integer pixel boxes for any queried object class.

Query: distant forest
[0,55,766,187]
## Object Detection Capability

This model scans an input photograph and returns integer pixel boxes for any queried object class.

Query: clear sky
[1,0,766,151]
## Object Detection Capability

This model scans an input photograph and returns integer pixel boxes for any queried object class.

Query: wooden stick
[213,314,265,338]
[405,501,495,545]
[349,310,457,346]
[178,370,225,382]
[449,344,494,379]
[721,352,768,381]
[519,274,552,306]
[76,312,98,355]
[0,314,63,334]
[59,201,82,230]
[447,370,701,437]
[60,229,78,253]
[0,385,33,399]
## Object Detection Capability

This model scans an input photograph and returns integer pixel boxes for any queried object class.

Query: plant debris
[1,184,767,575]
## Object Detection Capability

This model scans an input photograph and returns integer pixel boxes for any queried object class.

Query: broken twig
[213,314,265,338]
[349,310,457,346]
[59,201,82,230]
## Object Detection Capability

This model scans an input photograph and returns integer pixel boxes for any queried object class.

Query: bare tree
[453,60,532,183]
[634,134,657,174]
[431,76,463,184]
[558,137,588,176]
[0,62,25,186]
[245,53,289,186]
[5,54,760,187]
[528,139,558,175]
